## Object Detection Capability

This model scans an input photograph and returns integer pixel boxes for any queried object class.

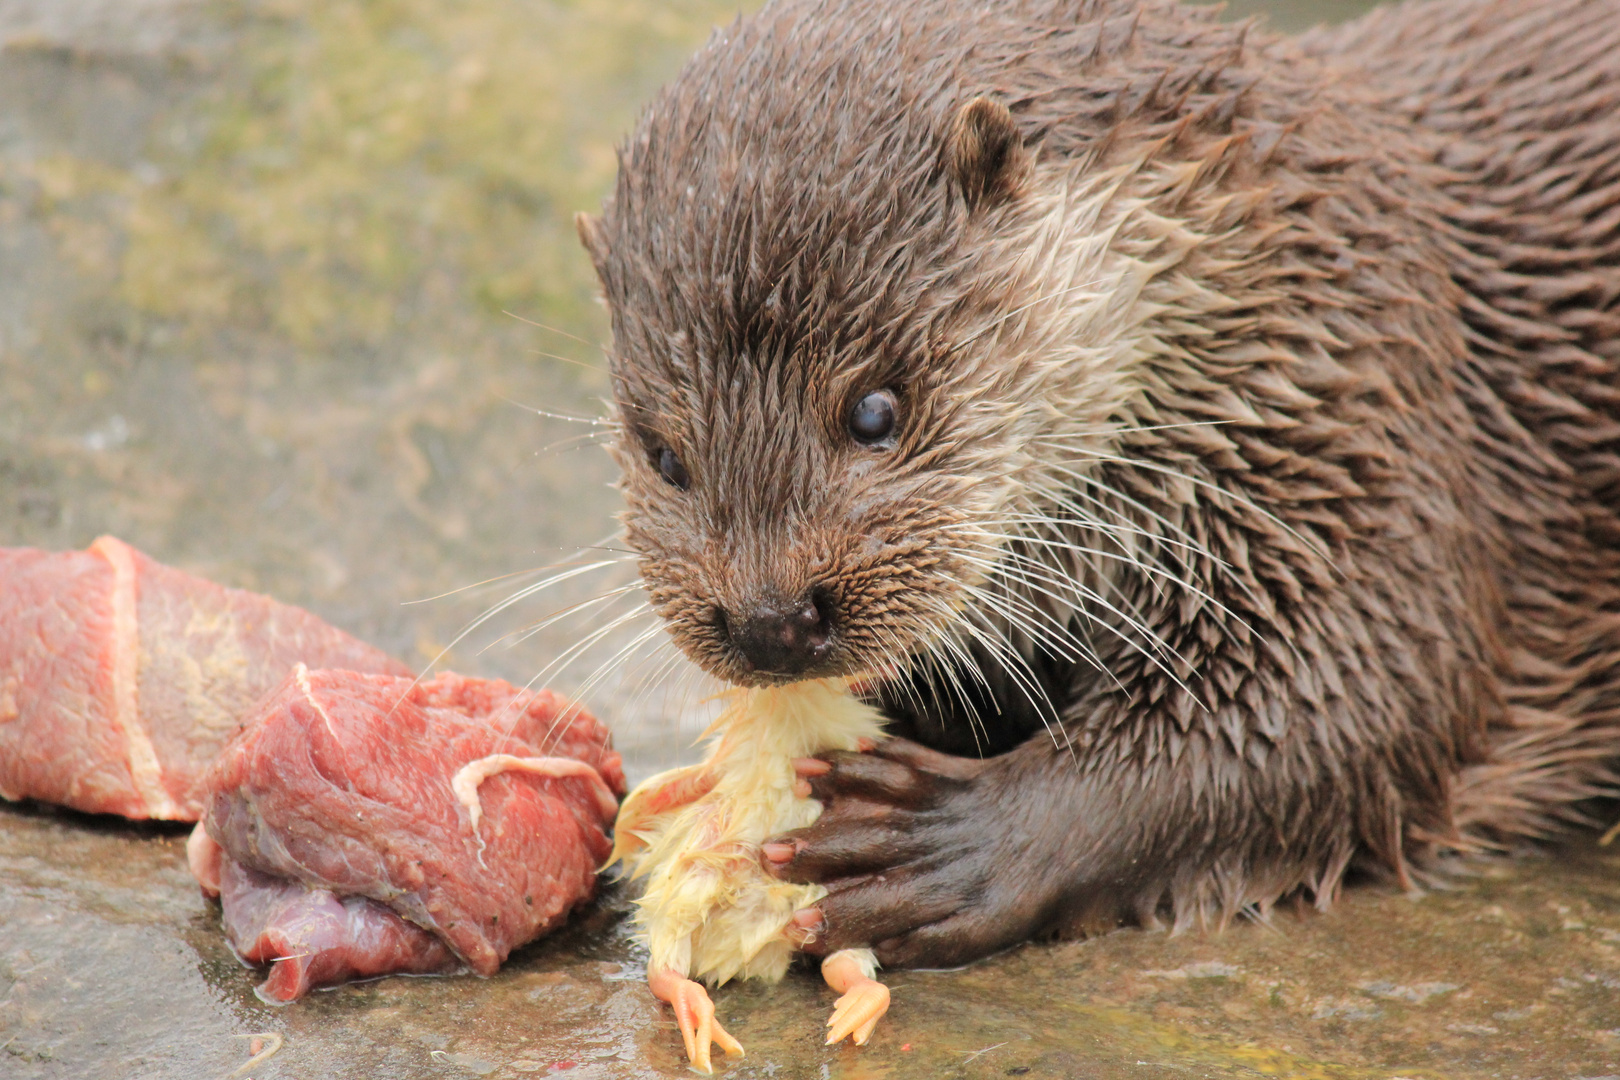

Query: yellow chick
[610,678,892,1072]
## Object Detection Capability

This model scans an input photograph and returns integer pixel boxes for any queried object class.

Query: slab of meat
[0,537,412,819]
[197,666,625,1000]
[218,859,460,1001]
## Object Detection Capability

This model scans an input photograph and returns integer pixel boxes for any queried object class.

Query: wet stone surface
[9,798,1620,1079]
[4,0,1618,1077]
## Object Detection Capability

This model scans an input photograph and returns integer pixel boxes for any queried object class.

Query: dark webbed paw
[763,738,1052,968]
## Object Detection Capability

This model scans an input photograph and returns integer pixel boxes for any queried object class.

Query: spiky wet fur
[585,0,1620,937]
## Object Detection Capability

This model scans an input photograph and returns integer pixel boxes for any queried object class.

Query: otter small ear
[945,97,1030,212]
[575,211,609,274]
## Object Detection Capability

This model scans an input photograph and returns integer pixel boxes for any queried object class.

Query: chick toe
[656,972,744,1073]
[825,979,890,1046]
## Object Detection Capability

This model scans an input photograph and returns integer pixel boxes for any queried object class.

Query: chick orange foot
[822,949,890,1046]
[649,966,744,1074]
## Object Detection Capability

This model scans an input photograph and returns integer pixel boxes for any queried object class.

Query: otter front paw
[763,738,1049,969]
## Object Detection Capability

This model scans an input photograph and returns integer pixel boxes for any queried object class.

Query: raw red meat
[218,858,459,1002]
[0,537,412,819]
[199,666,625,999]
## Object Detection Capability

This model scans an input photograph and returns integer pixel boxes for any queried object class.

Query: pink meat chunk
[0,537,411,819]
[219,857,459,1004]
[203,667,626,995]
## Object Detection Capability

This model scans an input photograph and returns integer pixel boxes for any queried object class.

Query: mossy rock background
[0,0,749,741]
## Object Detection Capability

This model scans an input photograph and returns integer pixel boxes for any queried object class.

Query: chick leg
[648,966,744,1073]
[821,949,890,1046]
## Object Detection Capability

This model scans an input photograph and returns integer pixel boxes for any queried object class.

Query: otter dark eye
[654,446,690,490]
[848,390,897,445]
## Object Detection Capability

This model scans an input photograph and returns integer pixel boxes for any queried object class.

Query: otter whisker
[501,309,604,350]
[481,597,656,741]
[1033,419,1236,440]
[524,605,664,748]
[953,571,1102,672]
[535,430,616,457]
[956,545,1161,700]
[618,641,694,730]
[959,592,1140,709]
[640,659,700,733]
[976,528,1262,646]
[951,577,1111,696]
[904,614,987,699]
[550,620,673,741]
[484,583,644,655]
[987,485,1229,569]
[579,613,673,700]
[967,547,1209,709]
[383,552,632,718]
[914,615,999,701]
[478,557,632,620]
[961,537,1153,648]
[959,592,1101,676]
[995,535,1176,664]
[617,639,679,708]
[933,596,1070,754]
[519,601,655,701]
[1000,539,1241,653]
[904,620,1000,755]
[1014,460,1230,570]
[524,348,606,374]
[1008,477,1190,580]
[868,620,993,753]
[955,574,1134,706]
[666,657,722,734]
[612,638,710,756]
[1016,469,1306,669]
[401,562,594,606]
[443,557,631,662]
[954,548,1156,671]
[1037,442,1334,564]
[968,521,1163,608]
[499,396,617,427]
[980,515,1171,609]
[872,590,981,691]
[988,532,1174,659]
[1018,464,1278,616]
[1001,501,1193,599]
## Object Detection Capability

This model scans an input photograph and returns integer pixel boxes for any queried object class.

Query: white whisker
[482,583,643,654]
[1034,440,1333,563]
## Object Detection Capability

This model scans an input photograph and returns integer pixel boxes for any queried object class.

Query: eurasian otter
[575,0,1620,969]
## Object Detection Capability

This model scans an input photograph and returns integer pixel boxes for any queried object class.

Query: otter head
[577,1,1259,691]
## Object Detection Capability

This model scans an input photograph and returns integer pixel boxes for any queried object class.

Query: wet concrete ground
[5,0,1620,1076]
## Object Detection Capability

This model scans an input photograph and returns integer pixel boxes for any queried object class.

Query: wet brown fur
[583,0,1620,951]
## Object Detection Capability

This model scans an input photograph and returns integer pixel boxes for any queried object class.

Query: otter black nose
[729,593,832,676]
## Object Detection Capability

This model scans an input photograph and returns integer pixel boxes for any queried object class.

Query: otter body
[581,0,1620,967]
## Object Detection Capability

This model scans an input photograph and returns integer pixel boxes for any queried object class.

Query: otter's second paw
[762,738,1055,969]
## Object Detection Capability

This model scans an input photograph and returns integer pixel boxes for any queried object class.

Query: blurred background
[0,0,1381,776]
